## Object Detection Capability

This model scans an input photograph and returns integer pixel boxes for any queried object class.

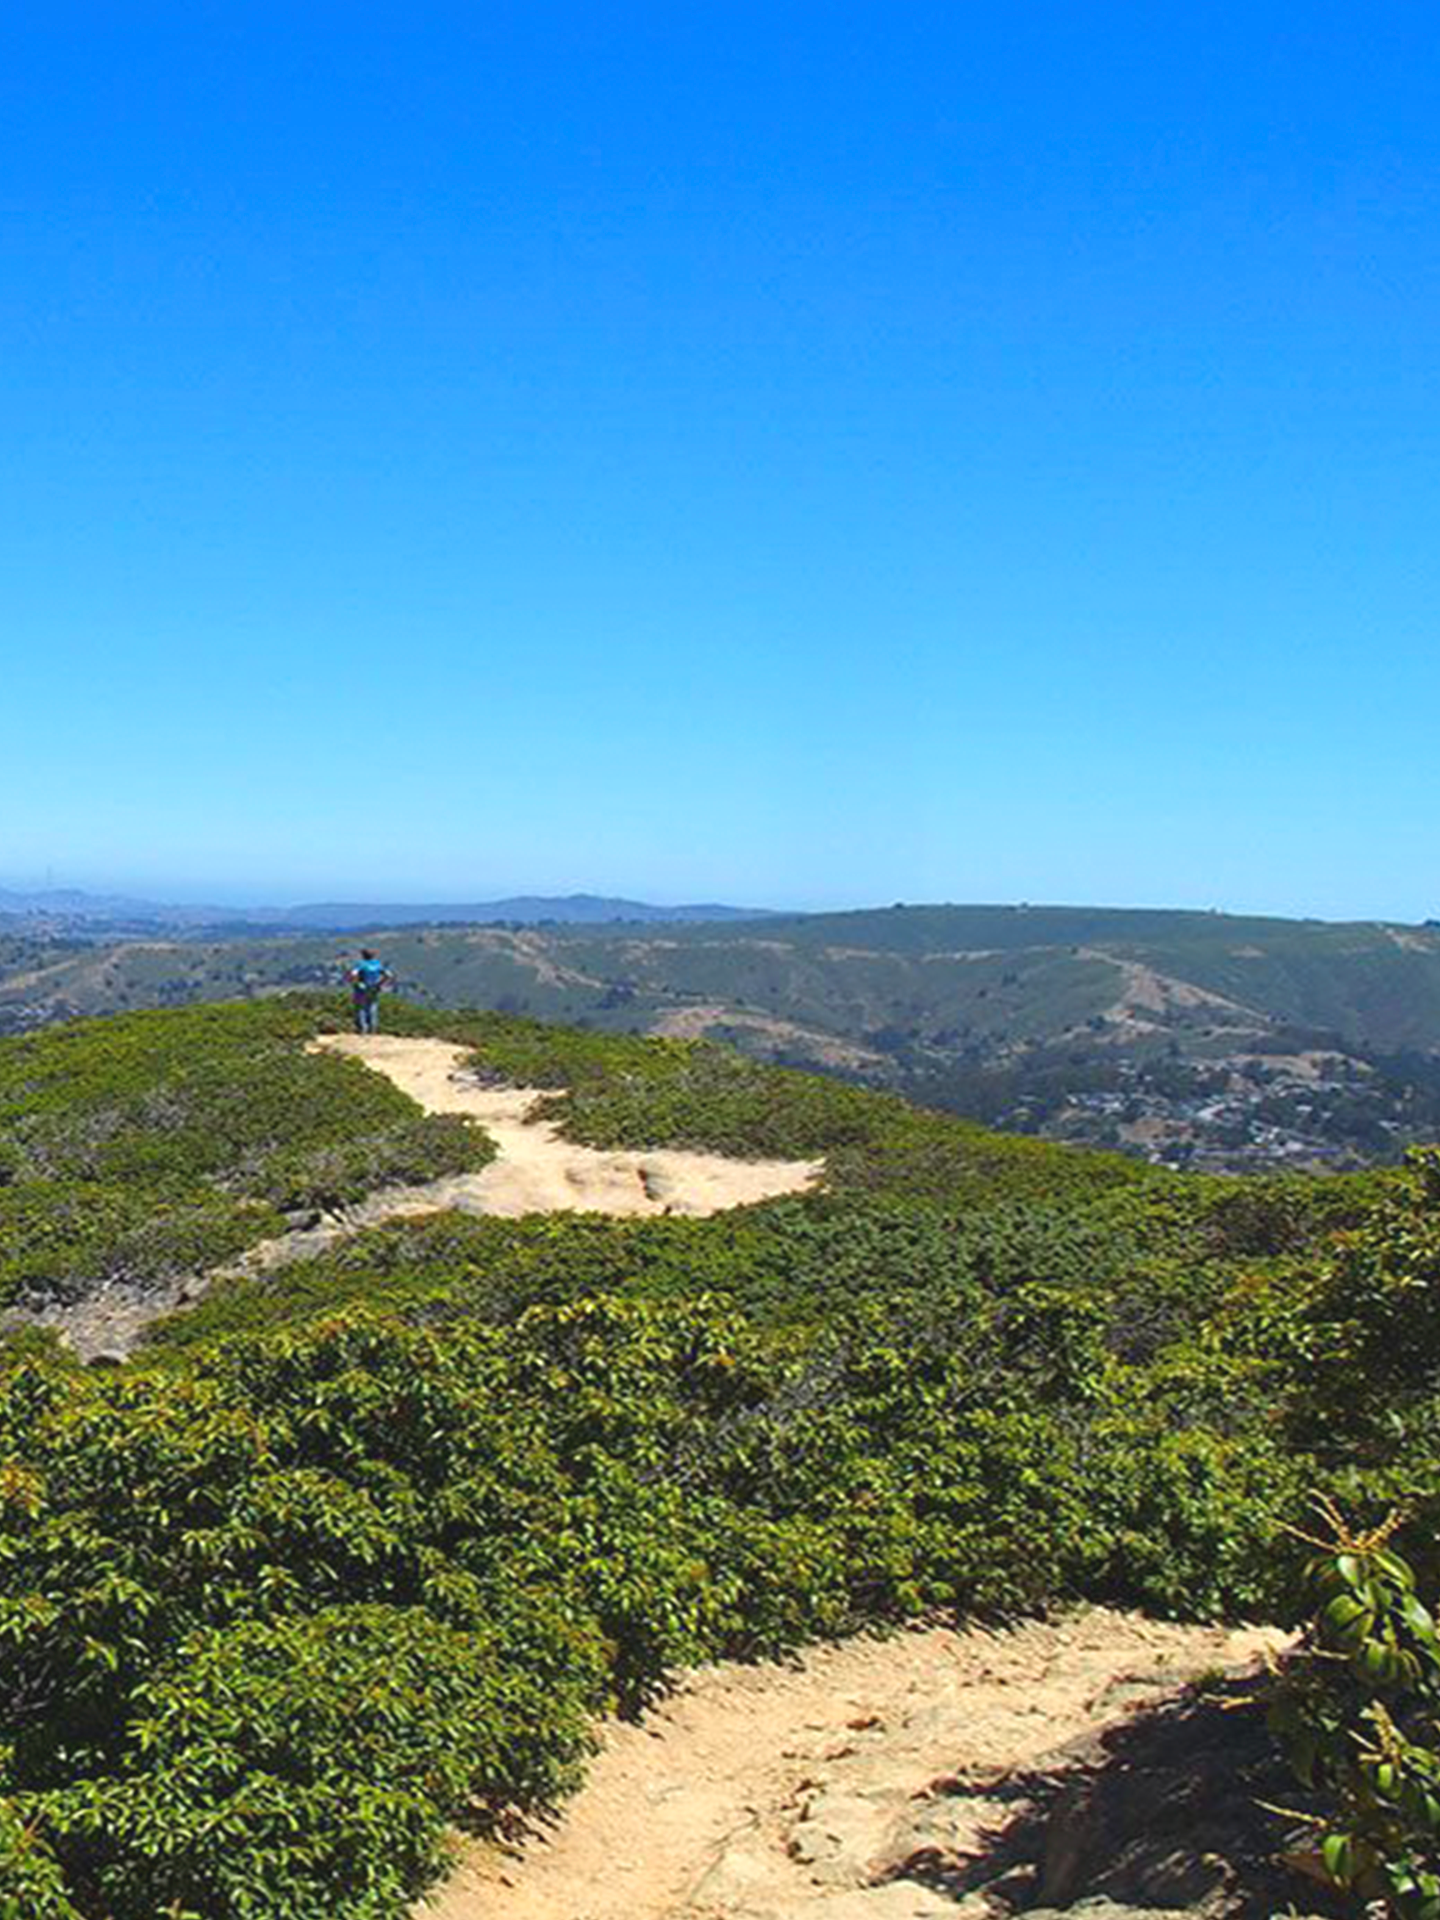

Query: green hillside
[0,1001,493,1311]
[1,998,1438,1918]
[5,906,1440,1175]
[10,905,1440,1054]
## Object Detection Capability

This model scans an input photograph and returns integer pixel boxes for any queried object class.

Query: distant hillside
[4,903,1440,1170]
[271,894,772,929]
[0,886,770,932]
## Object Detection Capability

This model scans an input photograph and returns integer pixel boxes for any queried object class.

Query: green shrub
[33,1605,587,1920]
[9,1266,1339,1917]
[0,1183,283,1302]
[447,1011,1150,1204]
[0,1801,80,1920]
[248,1113,493,1215]
[1271,1507,1440,1920]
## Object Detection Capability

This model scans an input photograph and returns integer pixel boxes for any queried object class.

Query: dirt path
[426,1610,1285,1920]
[312,1034,822,1218]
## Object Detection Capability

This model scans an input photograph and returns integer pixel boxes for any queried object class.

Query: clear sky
[3,3,1437,918]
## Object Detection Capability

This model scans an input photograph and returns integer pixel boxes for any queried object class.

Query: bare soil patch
[647,1005,884,1070]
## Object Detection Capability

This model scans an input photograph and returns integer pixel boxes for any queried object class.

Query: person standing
[346,949,392,1034]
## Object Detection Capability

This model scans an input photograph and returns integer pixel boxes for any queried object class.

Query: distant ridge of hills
[0,887,772,932]
[269,895,773,929]
[5,897,1440,1173]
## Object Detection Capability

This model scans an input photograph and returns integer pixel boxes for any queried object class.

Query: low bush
[0,1272,1332,1918]
[35,1605,590,1920]
[425,1005,1152,1204]
[0,1002,494,1304]
[0,1801,79,1920]
[1271,1507,1440,1920]
[0,1182,282,1304]
[245,1112,493,1215]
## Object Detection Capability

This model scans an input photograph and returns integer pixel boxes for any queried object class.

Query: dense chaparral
[0,996,1436,1917]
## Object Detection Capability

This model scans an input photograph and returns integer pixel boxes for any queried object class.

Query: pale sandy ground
[425,1610,1285,1920]
[311,1033,823,1216]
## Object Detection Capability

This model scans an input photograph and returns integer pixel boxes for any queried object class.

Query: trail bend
[311,1032,823,1218]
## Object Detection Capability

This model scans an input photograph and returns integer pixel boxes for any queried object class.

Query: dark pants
[353,992,380,1034]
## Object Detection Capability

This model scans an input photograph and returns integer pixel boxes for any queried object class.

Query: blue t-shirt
[353,959,387,995]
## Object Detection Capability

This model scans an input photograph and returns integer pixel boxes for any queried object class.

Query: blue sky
[3,3,1437,917]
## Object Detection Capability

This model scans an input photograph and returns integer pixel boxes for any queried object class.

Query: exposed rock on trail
[426,1609,1299,1920]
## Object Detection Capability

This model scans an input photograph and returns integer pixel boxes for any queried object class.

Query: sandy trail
[312,1033,823,1218]
[426,1609,1285,1920]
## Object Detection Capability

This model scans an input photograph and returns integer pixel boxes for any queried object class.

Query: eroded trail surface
[313,1033,822,1216]
[427,1610,1287,1920]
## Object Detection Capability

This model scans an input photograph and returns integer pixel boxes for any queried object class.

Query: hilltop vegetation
[0,997,1437,1917]
[4,904,1440,1172]
[380,998,1151,1205]
[0,1001,492,1311]
[0,995,1154,1323]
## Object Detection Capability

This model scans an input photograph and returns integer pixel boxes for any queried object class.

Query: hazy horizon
[2,871,1435,930]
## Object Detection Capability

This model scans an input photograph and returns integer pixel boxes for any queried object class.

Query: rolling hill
[0,992,1148,1344]
[5,904,1440,1170]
